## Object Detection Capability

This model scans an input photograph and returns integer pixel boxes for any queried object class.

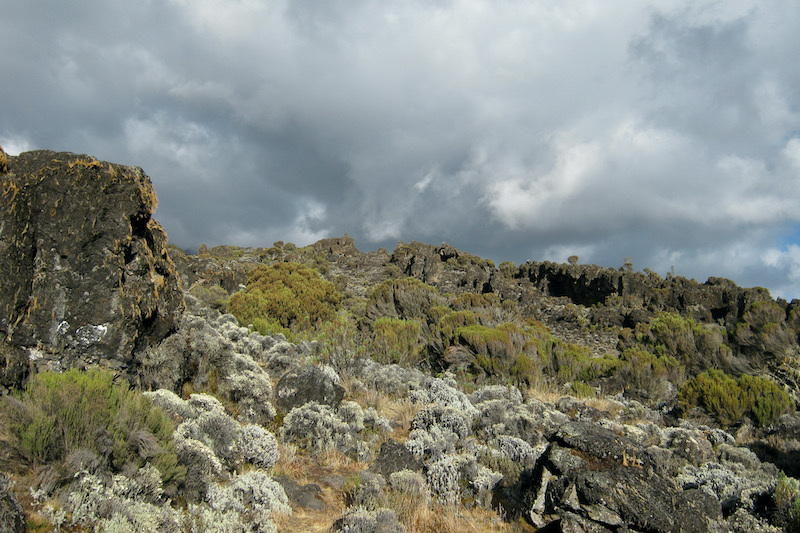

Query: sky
[2,1,800,299]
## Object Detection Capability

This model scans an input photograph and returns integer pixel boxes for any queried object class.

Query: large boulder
[0,151,184,387]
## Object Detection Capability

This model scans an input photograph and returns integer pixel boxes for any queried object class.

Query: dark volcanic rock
[0,474,25,533]
[276,363,345,412]
[276,475,327,511]
[0,151,183,386]
[371,439,424,478]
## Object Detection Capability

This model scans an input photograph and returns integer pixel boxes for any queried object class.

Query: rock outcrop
[0,151,183,387]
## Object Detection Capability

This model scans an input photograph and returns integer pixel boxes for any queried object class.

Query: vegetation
[0,368,183,485]
[678,369,794,427]
[371,317,423,366]
[228,261,342,337]
[774,473,800,531]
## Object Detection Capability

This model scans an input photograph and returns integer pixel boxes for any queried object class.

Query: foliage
[615,347,684,395]
[0,369,183,485]
[228,262,342,333]
[366,277,446,324]
[371,317,423,366]
[678,369,794,427]
[634,312,731,372]
[774,473,800,531]
[189,283,230,311]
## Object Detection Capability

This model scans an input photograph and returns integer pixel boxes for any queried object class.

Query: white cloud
[0,134,33,156]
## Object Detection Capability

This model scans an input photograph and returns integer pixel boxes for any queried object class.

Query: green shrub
[189,283,230,311]
[366,277,445,323]
[635,312,730,372]
[1,369,183,485]
[371,317,423,366]
[678,369,794,427]
[616,347,684,395]
[571,381,596,398]
[228,262,342,332]
[774,472,800,530]
[738,373,795,427]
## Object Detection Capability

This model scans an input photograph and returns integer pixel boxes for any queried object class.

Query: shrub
[228,262,342,333]
[636,312,730,372]
[678,369,794,427]
[775,473,800,531]
[615,347,684,396]
[236,425,279,470]
[0,369,182,485]
[371,317,423,366]
[366,277,446,324]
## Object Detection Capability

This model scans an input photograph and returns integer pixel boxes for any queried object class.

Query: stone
[371,440,424,479]
[0,475,25,533]
[275,475,327,511]
[0,151,183,386]
[275,364,345,412]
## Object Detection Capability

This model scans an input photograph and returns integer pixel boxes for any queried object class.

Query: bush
[228,262,342,333]
[678,369,794,427]
[0,369,182,485]
[371,317,423,366]
[365,277,446,324]
[635,312,731,372]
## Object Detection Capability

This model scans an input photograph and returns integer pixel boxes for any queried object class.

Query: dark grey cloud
[2,1,800,298]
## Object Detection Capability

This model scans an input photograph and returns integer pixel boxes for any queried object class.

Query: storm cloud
[2,1,799,297]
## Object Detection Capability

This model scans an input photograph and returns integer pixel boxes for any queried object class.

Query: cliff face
[0,151,184,388]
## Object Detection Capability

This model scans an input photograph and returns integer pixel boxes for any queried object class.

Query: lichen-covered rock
[276,364,344,412]
[0,151,184,387]
[332,507,406,533]
[275,476,326,511]
[371,440,424,479]
[0,474,25,533]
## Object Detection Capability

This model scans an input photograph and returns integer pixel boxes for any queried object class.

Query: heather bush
[371,317,423,366]
[679,369,794,427]
[615,347,684,396]
[635,312,731,372]
[0,369,183,488]
[189,283,230,311]
[774,473,800,531]
[228,262,342,333]
[735,300,796,358]
[365,277,446,324]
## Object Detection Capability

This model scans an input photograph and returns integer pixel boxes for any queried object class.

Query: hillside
[1,150,800,532]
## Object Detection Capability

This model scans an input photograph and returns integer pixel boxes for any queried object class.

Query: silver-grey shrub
[332,507,406,533]
[409,375,478,420]
[206,470,290,532]
[280,401,352,454]
[426,453,502,507]
[236,425,279,470]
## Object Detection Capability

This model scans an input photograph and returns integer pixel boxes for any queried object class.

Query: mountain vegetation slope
[1,150,800,532]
